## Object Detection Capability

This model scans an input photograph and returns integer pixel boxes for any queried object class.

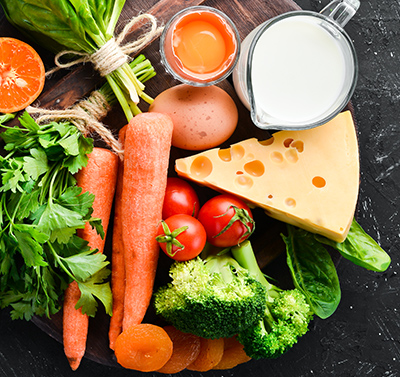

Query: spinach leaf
[315,219,391,272]
[283,225,341,319]
[0,0,93,53]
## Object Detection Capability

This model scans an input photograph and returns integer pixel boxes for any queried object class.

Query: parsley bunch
[0,112,112,320]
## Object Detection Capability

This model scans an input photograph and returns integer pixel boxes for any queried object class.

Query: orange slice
[0,37,45,113]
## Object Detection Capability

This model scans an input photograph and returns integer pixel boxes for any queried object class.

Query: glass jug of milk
[232,0,360,130]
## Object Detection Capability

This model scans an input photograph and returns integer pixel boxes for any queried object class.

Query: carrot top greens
[0,112,112,320]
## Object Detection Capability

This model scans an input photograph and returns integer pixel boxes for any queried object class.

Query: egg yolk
[173,20,226,74]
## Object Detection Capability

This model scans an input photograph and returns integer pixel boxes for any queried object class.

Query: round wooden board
[21,0,348,368]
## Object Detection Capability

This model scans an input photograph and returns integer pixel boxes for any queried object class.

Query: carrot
[108,127,127,350]
[62,281,89,371]
[75,148,119,250]
[63,147,118,370]
[114,323,173,371]
[121,112,173,331]
[157,326,202,374]
[186,337,225,372]
[213,335,251,370]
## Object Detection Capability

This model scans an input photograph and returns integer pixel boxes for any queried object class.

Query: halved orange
[0,37,45,113]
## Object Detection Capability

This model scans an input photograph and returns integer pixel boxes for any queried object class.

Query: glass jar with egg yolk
[160,6,240,86]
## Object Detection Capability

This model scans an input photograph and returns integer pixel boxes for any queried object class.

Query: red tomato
[197,194,255,248]
[162,177,200,219]
[156,214,207,261]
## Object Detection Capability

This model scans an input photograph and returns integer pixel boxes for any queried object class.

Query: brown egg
[149,84,238,150]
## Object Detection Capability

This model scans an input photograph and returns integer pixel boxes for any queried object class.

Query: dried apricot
[213,335,251,370]
[157,326,201,374]
[186,337,224,372]
[114,324,173,371]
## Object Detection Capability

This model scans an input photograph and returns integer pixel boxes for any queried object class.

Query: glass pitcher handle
[320,0,360,28]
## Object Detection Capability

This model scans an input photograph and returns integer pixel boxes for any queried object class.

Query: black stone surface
[1,0,400,376]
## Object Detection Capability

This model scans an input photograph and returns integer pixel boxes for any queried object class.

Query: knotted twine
[26,90,125,157]
[28,13,164,159]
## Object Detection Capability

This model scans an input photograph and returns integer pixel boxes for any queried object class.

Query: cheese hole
[285,198,296,207]
[235,175,253,190]
[267,194,273,199]
[270,151,283,163]
[312,176,326,188]
[285,149,299,163]
[284,138,294,148]
[244,160,265,177]
[292,140,304,153]
[190,156,213,179]
[218,148,231,162]
[259,137,274,146]
[231,145,245,160]
[236,171,243,175]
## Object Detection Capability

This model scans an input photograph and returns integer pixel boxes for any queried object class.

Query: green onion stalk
[0,0,157,121]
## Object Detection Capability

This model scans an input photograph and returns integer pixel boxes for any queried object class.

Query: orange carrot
[108,127,127,350]
[75,148,119,250]
[62,281,89,371]
[114,323,173,371]
[121,113,173,331]
[186,337,225,372]
[63,147,118,370]
[157,326,202,374]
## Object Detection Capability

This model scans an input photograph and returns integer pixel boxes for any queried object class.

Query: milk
[251,15,346,124]
[233,13,356,129]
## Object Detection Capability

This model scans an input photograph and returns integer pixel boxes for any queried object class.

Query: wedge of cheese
[175,111,359,242]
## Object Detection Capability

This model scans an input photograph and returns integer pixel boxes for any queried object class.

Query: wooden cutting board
[0,0,344,368]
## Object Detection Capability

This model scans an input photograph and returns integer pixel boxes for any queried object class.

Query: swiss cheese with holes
[175,111,359,242]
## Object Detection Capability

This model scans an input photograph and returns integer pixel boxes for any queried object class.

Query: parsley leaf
[0,113,110,321]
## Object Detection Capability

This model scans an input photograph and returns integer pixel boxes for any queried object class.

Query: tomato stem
[213,205,255,241]
[156,221,189,257]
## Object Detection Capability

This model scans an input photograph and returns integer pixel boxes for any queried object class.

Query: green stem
[48,243,75,281]
[105,75,133,121]
[0,194,12,235]
[106,0,126,38]
[231,241,270,287]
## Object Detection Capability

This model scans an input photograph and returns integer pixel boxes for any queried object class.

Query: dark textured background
[1,0,400,376]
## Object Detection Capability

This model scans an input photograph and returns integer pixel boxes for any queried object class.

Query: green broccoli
[153,250,267,339]
[231,241,313,359]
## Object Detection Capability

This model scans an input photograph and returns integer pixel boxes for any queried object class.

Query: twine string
[34,13,164,158]
[26,91,124,159]
[46,13,163,77]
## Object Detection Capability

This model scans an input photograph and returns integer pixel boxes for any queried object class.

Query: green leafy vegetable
[315,219,391,272]
[0,113,15,124]
[282,225,341,319]
[0,0,153,120]
[0,112,111,320]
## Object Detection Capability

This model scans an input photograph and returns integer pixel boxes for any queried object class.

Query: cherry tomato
[197,194,255,248]
[156,214,207,261]
[162,177,200,219]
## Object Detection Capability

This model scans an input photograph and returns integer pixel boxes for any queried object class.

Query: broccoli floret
[153,251,267,339]
[231,241,313,359]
